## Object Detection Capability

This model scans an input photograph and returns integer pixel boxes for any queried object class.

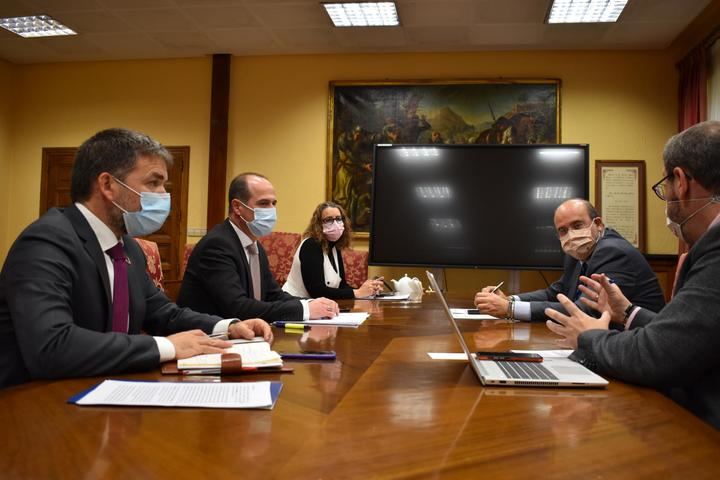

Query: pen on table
[489,281,504,294]
[183,369,221,375]
[274,322,311,329]
[374,275,394,292]
[208,332,229,340]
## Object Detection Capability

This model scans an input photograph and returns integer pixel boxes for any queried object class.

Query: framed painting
[326,79,561,235]
[595,160,647,252]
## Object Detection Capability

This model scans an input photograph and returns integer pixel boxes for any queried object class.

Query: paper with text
[74,380,275,409]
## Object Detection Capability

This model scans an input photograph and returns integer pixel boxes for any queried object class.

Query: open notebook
[178,339,282,370]
[172,338,284,374]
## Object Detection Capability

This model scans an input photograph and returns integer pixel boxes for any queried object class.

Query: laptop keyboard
[496,361,558,381]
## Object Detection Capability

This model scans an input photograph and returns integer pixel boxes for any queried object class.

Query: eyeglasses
[651,174,672,201]
[321,216,344,226]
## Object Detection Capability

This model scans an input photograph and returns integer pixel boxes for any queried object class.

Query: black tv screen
[369,144,589,270]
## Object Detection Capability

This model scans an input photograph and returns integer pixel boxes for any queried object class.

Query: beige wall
[1,50,680,294]
[3,57,212,266]
[0,59,16,263]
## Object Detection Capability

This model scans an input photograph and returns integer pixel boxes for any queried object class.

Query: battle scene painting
[327,80,560,233]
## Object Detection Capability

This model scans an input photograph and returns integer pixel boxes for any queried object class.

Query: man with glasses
[544,121,720,428]
[177,173,340,324]
[473,198,664,321]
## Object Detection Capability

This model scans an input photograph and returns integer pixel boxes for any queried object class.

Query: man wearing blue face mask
[177,173,340,323]
[0,129,272,389]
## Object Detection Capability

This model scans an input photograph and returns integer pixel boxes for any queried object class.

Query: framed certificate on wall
[595,160,646,252]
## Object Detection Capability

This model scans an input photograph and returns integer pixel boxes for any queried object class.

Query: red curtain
[675,45,710,253]
[677,45,709,131]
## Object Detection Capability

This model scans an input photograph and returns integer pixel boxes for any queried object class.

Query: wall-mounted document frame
[595,160,646,252]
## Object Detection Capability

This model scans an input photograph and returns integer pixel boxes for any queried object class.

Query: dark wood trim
[644,253,680,303]
[165,146,191,281]
[206,53,231,230]
[40,147,77,216]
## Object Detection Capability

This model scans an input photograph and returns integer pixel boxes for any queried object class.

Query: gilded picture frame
[326,79,561,235]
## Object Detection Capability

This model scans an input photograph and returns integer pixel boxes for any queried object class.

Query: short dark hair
[228,172,268,213]
[664,120,720,193]
[71,128,172,202]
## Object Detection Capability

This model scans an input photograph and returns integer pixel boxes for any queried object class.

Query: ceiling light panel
[547,0,628,24]
[0,15,77,38]
[323,2,399,27]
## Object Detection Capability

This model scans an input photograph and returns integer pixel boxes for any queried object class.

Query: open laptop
[426,271,608,388]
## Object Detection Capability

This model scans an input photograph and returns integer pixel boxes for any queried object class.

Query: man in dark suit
[473,198,665,321]
[177,173,339,322]
[0,129,271,389]
[545,120,720,429]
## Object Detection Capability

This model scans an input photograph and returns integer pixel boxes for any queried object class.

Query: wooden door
[40,146,190,282]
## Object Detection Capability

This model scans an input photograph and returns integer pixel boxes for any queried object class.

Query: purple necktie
[107,242,129,333]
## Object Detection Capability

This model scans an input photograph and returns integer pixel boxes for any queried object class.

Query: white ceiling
[0,0,712,64]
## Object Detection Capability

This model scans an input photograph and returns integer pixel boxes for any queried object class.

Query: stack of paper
[178,340,283,371]
[450,308,498,320]
[299,312,369,327]
[69,380,282,409]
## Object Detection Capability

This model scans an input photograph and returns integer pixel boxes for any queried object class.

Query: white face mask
[665,197,720,242]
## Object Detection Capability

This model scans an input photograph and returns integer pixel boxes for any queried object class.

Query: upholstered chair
[134,238,164,291]
[342,249,369,288]
[258,232,302,285]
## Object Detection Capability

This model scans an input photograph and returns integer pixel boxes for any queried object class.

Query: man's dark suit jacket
[516,228,665,321]
[573,223,720,430]
[0,205,222,389]
[177,219,302,322]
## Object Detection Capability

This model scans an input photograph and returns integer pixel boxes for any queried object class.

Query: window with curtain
[708,39,720,120]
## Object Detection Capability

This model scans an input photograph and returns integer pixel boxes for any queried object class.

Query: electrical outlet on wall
[187,227,207,237]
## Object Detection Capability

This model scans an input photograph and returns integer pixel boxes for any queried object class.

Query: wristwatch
[622,303,635,323]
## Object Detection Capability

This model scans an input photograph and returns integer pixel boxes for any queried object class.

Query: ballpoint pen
[490,281,504,294]
[374,275,394,292]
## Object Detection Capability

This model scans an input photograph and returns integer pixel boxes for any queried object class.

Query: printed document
[73,380,276,409]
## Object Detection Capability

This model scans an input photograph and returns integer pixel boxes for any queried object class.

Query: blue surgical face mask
[239,200,276,237]
[112,177,171,236]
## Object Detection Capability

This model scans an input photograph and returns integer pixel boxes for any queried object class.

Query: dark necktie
[574,262,588,300]
[107,242,129,333]
[247,243,262,301]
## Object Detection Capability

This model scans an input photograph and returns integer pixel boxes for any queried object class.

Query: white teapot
[391,274,424,301]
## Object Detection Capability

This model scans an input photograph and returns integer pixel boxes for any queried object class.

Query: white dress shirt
[228,220,310,319]
[76,203,229,362]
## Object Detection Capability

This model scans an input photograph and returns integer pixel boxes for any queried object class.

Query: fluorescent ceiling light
[547,0,628,24]
[323,2,399,27]
[0,15,76,37]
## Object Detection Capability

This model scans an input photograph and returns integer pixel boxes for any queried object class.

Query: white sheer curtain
[708,39,720,120]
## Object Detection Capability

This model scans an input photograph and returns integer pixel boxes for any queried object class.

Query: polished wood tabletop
[2,292,720,479]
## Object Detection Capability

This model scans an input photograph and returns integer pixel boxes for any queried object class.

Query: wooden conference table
[1,293,719,479]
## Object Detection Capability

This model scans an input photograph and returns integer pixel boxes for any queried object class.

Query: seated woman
[283,202,383,299]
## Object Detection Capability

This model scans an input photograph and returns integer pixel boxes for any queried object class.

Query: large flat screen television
[369,144,589,270]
